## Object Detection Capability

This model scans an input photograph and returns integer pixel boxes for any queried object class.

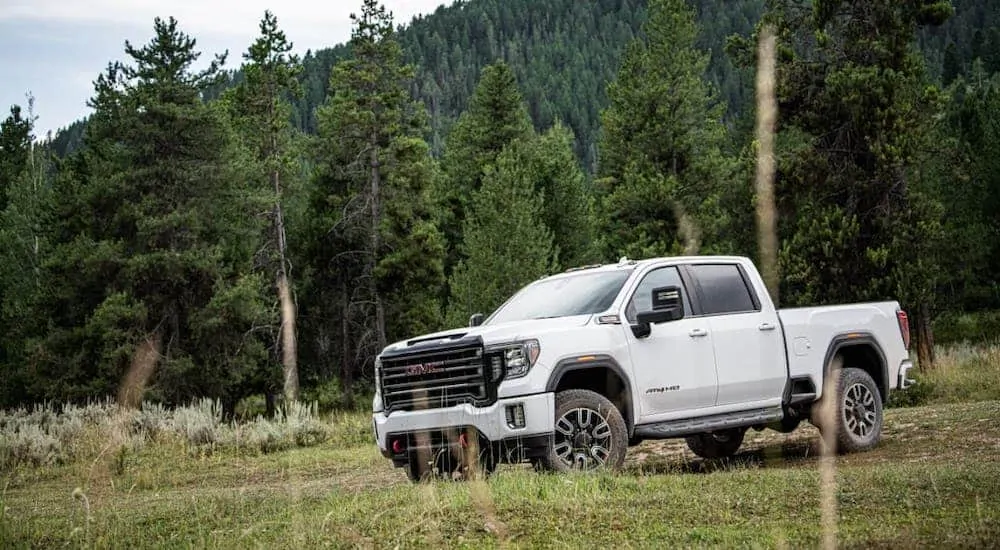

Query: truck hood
[380,314,594,355]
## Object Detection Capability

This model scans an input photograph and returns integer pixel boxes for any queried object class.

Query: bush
[890,343,1000,408]
[0,396,341,468]
[888,377,937,408]
[932,311,1000,345]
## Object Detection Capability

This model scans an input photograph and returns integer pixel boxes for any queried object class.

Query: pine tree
[746,0,954,368]
[226,11,303,404]
[942,41,962,85]
[0,104,33,211]
[596,0,736,261]
[512,122,596,268]
[433,61,534,273]
[304,0,445,404]
[0,99,52,405]
[445,141,557,327]
[29,17,269,408]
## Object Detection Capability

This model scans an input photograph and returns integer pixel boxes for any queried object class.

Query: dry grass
[892,342,1000,408]
[0,399,333,472]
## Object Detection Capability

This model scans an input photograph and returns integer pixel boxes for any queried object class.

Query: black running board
[633,406,785,439]
[788,392,817,406]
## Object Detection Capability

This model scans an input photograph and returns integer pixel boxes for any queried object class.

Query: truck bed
[777,301,910,399]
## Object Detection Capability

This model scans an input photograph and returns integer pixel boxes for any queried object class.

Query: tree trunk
[370,139,387,355]
[915,303,936,370]
[341,280,354,409]
[273,161,299,404]
[265,391,277,418]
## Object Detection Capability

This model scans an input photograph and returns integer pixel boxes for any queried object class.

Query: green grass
[2,399,999,548]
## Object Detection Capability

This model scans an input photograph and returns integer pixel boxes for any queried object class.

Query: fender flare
[821,332,889,402]
[545,355,635,434]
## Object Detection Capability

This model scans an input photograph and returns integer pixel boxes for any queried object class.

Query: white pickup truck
[371,255,914,480]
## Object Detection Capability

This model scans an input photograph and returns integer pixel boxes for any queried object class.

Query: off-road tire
[684,427,746,459]
[538,389,628,473]
[817,366,884,454]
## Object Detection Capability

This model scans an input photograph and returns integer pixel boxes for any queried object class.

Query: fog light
[505,404,526,429]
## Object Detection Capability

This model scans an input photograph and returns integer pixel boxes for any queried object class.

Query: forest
[1,0,998,412]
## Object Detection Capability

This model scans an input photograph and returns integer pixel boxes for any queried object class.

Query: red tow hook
[392,438,405,453]
[459,433,469,448]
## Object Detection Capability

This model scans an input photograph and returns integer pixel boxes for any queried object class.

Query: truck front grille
[380,342,492,412]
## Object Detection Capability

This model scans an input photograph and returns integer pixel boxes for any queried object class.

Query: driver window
[625,266,691,324]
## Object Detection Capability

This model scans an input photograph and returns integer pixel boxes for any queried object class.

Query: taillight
[896,310,911,350]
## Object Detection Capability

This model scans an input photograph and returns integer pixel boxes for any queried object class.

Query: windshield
[486,269,633,325]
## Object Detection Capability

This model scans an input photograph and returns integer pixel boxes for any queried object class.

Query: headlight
[491,340,541,380]
[372,357,384,412]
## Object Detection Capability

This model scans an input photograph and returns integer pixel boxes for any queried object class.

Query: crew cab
[371,256,914,480]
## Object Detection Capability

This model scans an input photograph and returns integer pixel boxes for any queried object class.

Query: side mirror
[631,286,684,338]
[469,313,484,327]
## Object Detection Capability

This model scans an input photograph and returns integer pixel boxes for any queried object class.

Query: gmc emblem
[405,361,443,376]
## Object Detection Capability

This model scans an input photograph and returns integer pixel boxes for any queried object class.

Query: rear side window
[689,264,757,315]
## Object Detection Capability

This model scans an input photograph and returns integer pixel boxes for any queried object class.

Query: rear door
[622,265,719,419]
[685,263,786,407]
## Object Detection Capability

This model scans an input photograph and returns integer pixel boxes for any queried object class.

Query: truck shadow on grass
[624,437,822,476]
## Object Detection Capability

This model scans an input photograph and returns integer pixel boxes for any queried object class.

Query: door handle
[758,323,777,332]
[689,328,708,338]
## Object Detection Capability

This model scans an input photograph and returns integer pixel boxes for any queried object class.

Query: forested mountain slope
[48,0,998,171]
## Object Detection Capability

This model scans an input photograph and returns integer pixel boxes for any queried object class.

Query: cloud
[0,0,451,52]
[0,0,453,134]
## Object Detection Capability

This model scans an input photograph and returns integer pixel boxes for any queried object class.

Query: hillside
[48,0,1000,170]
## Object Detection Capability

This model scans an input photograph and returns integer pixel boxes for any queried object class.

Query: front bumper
[898,359,915,390]
[373,392,555,460]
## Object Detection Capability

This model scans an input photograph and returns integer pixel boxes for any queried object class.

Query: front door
[623,265,719,420]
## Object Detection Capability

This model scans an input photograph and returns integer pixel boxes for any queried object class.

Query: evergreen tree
[510,122,596,269]
[434,61,534,274]
[943,41,962,84]
[226,11,303,404]
[0,100,52,405]
[303,0,445,404]
[596,0,736,261]
[28,17,269,408]
[737,0,953,368]
[0,105,34,212]
[445,141,557,327]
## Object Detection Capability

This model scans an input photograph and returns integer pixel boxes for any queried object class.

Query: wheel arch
[546,355,635,435]
[822,333,889,403]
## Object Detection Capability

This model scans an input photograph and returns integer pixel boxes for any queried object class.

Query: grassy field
[2,348,999,548]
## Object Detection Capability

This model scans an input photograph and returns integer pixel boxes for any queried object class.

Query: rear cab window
[687,263,759,316]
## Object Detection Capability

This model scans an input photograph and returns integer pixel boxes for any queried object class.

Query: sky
[0,0,452,137]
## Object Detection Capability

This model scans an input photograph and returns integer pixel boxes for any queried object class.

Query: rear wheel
[817,367,884,453]
[685,427,746,459]
[538,389,628,473]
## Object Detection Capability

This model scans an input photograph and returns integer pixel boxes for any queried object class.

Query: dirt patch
[623,400,1000,474]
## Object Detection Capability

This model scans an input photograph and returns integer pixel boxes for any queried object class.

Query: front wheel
[538,389,628,473]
